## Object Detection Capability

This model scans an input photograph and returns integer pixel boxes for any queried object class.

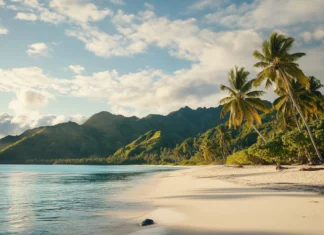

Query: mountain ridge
[0,105,229,163]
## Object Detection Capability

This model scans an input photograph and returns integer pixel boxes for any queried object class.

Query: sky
[0,0,324,138]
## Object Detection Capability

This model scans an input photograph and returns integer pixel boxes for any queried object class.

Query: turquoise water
[0,165,179,235]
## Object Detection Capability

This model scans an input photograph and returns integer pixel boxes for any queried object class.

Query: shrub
[226,150,253,165]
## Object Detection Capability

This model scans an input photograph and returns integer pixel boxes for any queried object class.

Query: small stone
[140,218,154,226]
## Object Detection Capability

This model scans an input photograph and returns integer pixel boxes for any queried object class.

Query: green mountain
[0,105,227,163]
[0,122,109,163]
[108,130,170,164]
[108,110,276,165]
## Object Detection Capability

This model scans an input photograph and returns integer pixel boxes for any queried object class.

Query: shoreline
[110,165,324,235]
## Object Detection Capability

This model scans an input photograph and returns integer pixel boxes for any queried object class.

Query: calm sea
[0,165,179,235]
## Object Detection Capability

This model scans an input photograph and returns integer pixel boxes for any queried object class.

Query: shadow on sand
[156,186,324,200]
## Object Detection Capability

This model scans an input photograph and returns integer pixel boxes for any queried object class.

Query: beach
[111,165,324,235]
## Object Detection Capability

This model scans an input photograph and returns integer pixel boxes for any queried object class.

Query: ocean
[0,165,179,235]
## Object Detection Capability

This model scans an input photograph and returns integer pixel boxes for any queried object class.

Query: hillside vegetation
[0,106,226,163]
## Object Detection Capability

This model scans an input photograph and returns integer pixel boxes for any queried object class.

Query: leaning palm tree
[253,32,323,162]
[219,66,270,143]
[274,80,317,128]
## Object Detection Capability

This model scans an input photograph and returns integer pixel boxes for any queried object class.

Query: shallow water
[0,165,178,235]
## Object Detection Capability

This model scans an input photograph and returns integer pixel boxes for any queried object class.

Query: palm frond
[219,96,233,105]
[245,90,266,98]
[245,98,271,113]
[220,102,232,118]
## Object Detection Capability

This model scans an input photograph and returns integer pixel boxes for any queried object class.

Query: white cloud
[26,43,49,56]
[300,31,312,43]
[204,0,324,29]
[50,0,113,23]
[109,0,125,6]
[8,89,53,116]
[15,12,38,21]
[0,0,5,7]
[65,24,147,57]
[144,2,154,10]
[68,64,85,74]
[189,0,226,11]
[0,26,8,34]
[300,28,324,43]
[0,67,54,93]
[0,113,86,138]
[29,114,86,127]
[314,28,324,41]
[39,8,66,24]
[8,0,110,24]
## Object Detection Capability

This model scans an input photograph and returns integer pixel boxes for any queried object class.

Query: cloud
[50,0,113,23]
[109,0,125,6]
[0,113,28,138]
[26,43,49,56]
[144,2,154,10]
[300,27,324,43]
[0,67,56,94]
[68,64,85,74]
[15,12,38,21]
[0,0,5,7]
[0,113,86,138]
[300,31,312,43]
[29,114,86,128]
[8,89,53,117]
[314,28,324,41]
[204,0,324,29]
[65,23,147,57]
[8,0,111,24]
[189,0,226,11]
[0,26,8,35]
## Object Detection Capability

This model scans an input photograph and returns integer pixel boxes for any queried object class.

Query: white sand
[110,165,324,235]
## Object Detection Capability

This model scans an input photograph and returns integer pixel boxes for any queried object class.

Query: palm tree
[200,139,217,162]
[308,76,324,120]
[216,126,232,162]
[219,66,270,143]
[253,32,323,162]
[274,80,317,128]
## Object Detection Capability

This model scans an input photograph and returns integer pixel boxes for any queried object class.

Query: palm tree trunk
[251,123,267,143]
[279,69,323,163]
[292,106,312,163]
[291,106,301,131]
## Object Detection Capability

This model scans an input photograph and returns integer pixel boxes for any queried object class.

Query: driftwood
[276,164,288,171]
[234,165,244,168]
[224,164,244,168]
[299,167,324,171]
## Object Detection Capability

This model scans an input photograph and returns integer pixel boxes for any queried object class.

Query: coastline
[110,165,324,235]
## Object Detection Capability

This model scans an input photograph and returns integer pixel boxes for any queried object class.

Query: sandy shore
[110,165,324,235]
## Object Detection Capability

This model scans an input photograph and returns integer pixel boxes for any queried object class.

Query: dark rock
[140,218,154,226]
[234,165,244,168]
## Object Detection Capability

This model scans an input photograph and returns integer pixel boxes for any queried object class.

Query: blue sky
[0,0,324,137]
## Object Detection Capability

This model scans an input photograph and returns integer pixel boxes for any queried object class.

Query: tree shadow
[157,186,324,200]
[162,227,303,235]
[197,170,284,179]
